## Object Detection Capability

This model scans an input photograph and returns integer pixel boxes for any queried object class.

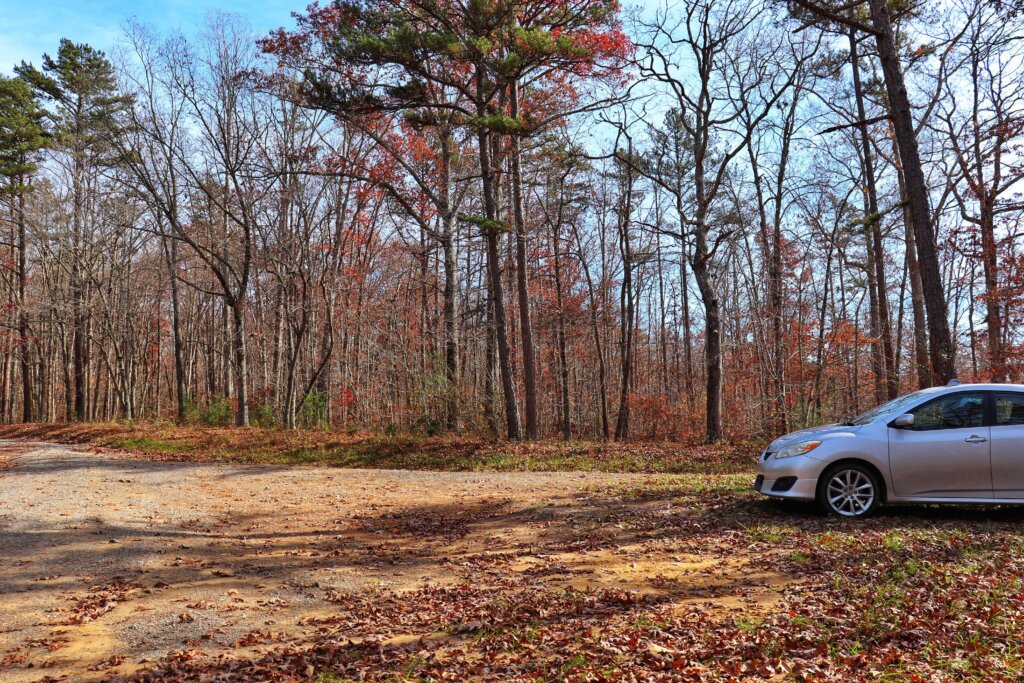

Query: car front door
[991,391,1024,498]
[888,391,992,498]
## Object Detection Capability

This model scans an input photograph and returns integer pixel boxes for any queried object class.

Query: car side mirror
[892,414,914,428]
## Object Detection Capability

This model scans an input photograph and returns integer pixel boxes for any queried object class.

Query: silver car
[755,382,1024,518]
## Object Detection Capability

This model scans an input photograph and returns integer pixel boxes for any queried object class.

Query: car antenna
[946,378,960,386]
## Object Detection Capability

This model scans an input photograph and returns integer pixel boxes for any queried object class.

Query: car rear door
[991,391,1024,498]
[888,391,992,498]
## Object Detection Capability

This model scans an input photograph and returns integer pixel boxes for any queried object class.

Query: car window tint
[910,393,985,430]
[995,393,1024,426]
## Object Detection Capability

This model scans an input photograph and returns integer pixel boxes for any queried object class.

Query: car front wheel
[817,464,881,518]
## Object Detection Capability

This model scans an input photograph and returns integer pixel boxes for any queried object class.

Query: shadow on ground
[4,445,1024,681]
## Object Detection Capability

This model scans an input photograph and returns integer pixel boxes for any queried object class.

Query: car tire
[816,463,881,519]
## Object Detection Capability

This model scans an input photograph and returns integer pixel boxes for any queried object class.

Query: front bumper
[755,453,823,501]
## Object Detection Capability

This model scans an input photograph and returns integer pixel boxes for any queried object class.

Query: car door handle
[965,435,988,444]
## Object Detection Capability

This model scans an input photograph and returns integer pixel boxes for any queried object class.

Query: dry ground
[4,438,1024,682]
[0,441,781,682]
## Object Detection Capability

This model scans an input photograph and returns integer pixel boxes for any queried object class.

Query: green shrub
[413,415,442,436]
[298,389,328,429]
[200,399,233,427]
[251,403,278,428]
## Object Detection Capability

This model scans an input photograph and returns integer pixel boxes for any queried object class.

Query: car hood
[766,423,861,452]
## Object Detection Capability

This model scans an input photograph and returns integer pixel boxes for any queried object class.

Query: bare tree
[934,0,1024,381]
[634,0,807,442]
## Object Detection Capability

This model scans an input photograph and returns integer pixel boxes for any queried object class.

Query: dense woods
[0,0,1022,443]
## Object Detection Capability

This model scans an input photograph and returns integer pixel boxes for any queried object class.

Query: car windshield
[842,390,930,426]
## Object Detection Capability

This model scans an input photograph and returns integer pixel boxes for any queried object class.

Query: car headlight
[775,440,822,459]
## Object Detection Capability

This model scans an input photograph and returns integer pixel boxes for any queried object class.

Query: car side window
[995,392,1024,426]
[909,392,985,431]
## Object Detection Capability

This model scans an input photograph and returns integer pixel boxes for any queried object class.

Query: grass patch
[313,673,345,683]
[107,436,191,454]
[0,422,760,474]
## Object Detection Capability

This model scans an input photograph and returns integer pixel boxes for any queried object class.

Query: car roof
[923,383,1024,393]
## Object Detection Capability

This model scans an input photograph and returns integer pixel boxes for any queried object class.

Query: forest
[0,0,1022,444]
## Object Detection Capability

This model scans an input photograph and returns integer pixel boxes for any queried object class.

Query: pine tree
[0,76,48,422]
[265,0,628,439]
[16,40,131,421]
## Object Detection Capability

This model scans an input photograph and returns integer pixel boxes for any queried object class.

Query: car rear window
[995,392,1024,426]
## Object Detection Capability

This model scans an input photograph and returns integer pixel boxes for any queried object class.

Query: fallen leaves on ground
[52,580,141,626]
[0,422,760,474]
[5,440,1024,682]
[119,483,1024,682]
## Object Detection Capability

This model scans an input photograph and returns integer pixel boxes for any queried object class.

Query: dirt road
[0,442,783,681]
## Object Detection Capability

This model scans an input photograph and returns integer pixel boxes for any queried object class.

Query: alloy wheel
[826,468,875,517]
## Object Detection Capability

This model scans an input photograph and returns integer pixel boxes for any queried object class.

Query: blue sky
[0,0,302,73]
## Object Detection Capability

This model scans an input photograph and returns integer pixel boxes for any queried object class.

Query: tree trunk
[850,27,897,401]
[553,217,572,441]
[163,237,187,423]
[692,201,724,443]
[679,240,693,403]
[441,218,460,430]
[695,259,724,443]
[614,169,635,440]
[483,294,499,435]
[230,297,250,427]
[474,75,521,439]
[18,185,32,422]
[867,0,955,384]
[71,149,87,421]
[508,82,539,440]
[892,138,933,388]
[980,202,1003,380]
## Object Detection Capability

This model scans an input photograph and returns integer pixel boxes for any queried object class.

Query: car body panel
[888,426,992,498]
[992,425,1024,498]
[763,424,861,455]
[991,392,1024,498]
[755,452,825,500]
